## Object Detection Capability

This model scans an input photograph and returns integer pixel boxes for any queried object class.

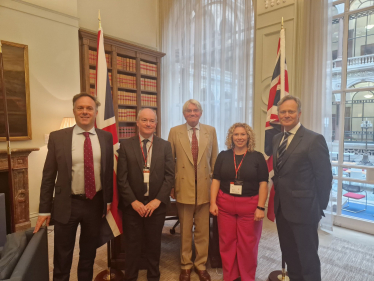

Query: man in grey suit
[34,93,113,281]
[117,108,174,281]
[272,95,332,281]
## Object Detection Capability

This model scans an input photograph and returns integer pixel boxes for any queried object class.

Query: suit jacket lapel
[277,125,304,170]
[96,128,107,177]
[132,136,144,173]
[178,124,194,165]
[197,124,208,165]
[150,136,160,175]
[64,127,74,181]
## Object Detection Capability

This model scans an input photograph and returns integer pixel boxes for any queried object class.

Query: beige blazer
[168,123,218,205]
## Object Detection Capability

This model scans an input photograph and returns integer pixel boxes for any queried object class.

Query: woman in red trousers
[210,123,268,281]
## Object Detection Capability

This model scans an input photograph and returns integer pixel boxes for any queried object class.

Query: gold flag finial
[0,41,2,53]
[281,17,284,29]
[98,10,101,29]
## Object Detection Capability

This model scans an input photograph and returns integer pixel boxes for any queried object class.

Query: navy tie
[143,139,149,194]
[276,132,291,170]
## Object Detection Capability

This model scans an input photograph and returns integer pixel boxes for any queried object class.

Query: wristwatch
[257,206,265,211]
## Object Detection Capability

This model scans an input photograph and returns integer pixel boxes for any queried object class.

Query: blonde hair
[225,123,255,152]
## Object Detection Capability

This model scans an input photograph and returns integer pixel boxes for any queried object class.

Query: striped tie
[276,132,291,170]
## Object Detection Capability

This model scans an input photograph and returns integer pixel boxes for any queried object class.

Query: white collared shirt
[139,133,154,196]
[186,123,200,147]
[71,125,102,194]
[281,122,301,149]
[39,125,102,216]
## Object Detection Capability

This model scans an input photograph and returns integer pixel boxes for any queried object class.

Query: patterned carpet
[47,220,374,281]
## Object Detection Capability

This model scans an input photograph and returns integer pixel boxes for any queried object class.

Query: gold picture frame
[0,41,32,141]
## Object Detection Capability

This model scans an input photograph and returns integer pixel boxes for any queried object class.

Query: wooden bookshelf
[79,29,165,270]
[79,29,165,140]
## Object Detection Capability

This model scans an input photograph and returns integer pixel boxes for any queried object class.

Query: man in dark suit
[34,93,113,281]
[272,95,332,281]
[117,108,174,281]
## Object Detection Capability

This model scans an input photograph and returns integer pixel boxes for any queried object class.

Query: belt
[71,190,102,200]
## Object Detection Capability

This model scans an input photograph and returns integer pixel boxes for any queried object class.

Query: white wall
[77,0,159,50]
[0,0,160,225]
[22,0,78,17]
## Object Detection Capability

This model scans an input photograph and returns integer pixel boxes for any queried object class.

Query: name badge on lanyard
[143,168,150,183]
[230,182,242,195]
[139,136,153,184]
[230,150,247,195]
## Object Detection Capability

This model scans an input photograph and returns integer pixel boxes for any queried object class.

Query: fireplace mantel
[0,148,39,232]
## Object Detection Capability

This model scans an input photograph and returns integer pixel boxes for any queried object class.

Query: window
[331,0,374,224]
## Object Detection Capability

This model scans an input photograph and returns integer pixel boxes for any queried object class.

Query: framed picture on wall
[0,41,32,141]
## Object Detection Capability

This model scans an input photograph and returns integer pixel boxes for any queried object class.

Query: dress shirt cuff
[38,213,51,216]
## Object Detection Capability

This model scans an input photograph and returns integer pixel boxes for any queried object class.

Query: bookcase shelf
[142,90,158,94]
[79,29,165,140]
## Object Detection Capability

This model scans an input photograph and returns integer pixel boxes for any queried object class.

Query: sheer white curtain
[159,0,254,150]
[295,0,333,231]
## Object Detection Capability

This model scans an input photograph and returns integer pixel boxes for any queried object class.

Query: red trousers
[216,190,262,281]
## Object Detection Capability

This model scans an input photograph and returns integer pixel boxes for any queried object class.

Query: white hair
[182,99,203,113]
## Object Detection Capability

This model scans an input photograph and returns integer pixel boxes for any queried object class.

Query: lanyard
[233,149,247,179]
[139,136,153,168]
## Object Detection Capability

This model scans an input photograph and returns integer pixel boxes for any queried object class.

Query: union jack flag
[265,28,289,222]
[95,23,123,245]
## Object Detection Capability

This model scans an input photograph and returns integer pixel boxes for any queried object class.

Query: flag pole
[267,18,290,281]
[94,10,124,281]
[0,42,16,233]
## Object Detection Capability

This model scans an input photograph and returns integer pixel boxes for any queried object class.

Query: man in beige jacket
[168,99,218,281]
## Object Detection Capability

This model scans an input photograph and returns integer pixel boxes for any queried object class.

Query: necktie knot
[143,139,149,144]
[83,132,90,139]
[284,131,291,138]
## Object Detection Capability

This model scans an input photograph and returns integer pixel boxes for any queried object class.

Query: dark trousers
[122,199,166,281]
[276,207,321,281]
[53,192,103,281]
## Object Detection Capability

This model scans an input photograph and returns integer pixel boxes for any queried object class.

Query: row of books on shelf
[118,74,136,89]
[89,50,111,67]
[140,61,157,77]
[118,91,137,105]
[117,57,136,72]
[89,69,112,85]
[119,126,136,139]
[141,78,157,92]
[118,109,136,122]
[141,94,157,107]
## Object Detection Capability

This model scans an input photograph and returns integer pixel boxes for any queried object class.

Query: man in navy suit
[117,108,174,281]
[272,95,332,281]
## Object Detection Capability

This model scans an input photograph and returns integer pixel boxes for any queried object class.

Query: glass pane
[332,93,341,161]
[331,179,338,214]
[367,13,374,35]
[347,10,374,88]
[343,91,374,165]
[332,18,343,90]
[350,0,374,11]
[332,3,345,16]
[341,180,374,222]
